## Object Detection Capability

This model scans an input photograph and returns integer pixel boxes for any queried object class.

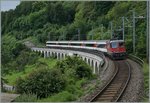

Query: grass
[14,93,38,102]
[142,62,149,102]
[5,58,58,85]
[5,56,99,102]
[38,58,57,68]
[38,91,75,102]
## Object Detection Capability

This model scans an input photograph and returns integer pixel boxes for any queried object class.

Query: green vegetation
[14,93,38,102]
[56,56,93,79]
[38,91,75,102]
[13,56,94,101]
[142,62,149,102]
[1,1,147,58]
[1,1,148,102]
[5,58,57,85]
[16,68,66,98]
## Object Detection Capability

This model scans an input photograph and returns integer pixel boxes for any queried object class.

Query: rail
[90,60,131,102]
[115,61,131,101]
[128,54,144,67]
[90,60,119,102]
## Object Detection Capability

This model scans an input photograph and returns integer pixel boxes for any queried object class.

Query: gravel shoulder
[79,58,116,101]
[79,58,144,102]
[119,59,144,102]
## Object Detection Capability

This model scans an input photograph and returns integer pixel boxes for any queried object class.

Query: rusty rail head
[115,61,131,102]
[89,61,119,102]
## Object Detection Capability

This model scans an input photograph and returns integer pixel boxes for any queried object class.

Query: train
[46,39,126,59]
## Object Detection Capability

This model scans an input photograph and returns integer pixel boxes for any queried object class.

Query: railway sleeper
[97,97,114,101]
[111,81,125,83]
[103,91,118,94]
[100,94,116,97]
[106,88,120,90]
[106,88,119,90]
[108,85,121,87]
[110,83,122,85]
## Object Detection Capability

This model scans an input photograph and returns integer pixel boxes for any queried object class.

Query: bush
[15,51,38,71]
[16,68,66,98]
[56,56,93,79]
[75,64,92,79]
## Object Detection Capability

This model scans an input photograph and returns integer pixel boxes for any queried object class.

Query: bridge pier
[44,51,46,58]
[32,48,104,75]
[47,51,49,57]
[93,61,96,74]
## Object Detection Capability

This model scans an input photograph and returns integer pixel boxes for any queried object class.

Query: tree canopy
[2,1,147,59]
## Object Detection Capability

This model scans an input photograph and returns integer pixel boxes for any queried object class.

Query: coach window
[97,44,105,48]
[111,42,118,48]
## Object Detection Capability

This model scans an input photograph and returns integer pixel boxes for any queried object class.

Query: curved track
[90,60,131,102]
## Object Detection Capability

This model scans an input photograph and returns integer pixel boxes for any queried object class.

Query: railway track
[90,60,131,102]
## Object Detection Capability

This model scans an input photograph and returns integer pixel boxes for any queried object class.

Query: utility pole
[101,24,104,39]
[132,10,145,54]
[122,17,125,40]
[78,28,80,41]
[132,10,136,53]
[48,33,50,40]
[101,24,104,33]
[92,26,93,40]
[62,31,64,41]
[146,0,149,62]
[110,21,113,39]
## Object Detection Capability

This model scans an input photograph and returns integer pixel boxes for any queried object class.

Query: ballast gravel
[78,58,116,102]
[119,59,144,102]
[78,58,144,102]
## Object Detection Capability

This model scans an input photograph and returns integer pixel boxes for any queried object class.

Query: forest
[1,1,148,102]
[2,1,147,54]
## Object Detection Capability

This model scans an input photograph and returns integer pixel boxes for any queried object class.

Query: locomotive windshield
[111,42,118,48]
[119,42,125,47]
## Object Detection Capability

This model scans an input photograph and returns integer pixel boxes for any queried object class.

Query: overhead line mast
[147,0,149,62]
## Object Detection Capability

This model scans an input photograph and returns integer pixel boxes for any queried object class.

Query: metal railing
[128,54,144,67]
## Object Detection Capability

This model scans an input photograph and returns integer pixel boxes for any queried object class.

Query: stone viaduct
[31,47,105,74]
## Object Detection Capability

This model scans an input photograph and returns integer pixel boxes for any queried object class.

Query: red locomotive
[106,39,126,59]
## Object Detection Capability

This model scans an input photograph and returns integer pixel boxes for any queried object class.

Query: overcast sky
[1,0,21,11]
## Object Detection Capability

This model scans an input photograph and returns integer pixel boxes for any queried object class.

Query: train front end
[107,40,127,59]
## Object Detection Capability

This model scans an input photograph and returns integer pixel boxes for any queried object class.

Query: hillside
[1,1,148,102]
[2,1,147,75]
[2,1,146,55]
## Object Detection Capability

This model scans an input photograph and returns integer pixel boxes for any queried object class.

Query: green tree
[16,68,66,98]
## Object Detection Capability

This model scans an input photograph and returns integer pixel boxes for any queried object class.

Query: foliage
[1,35,19,65]
[1,35,37,75]
[56,56,93,79]
[14,93,38,102]
[1,1,147,58]
[5,58,57,85]
[16,68,66,98]
[1,2,147,101]
[38,91,75,102]
[142,62,149,102]
[15,56,93,96]
[14,56,93,101]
